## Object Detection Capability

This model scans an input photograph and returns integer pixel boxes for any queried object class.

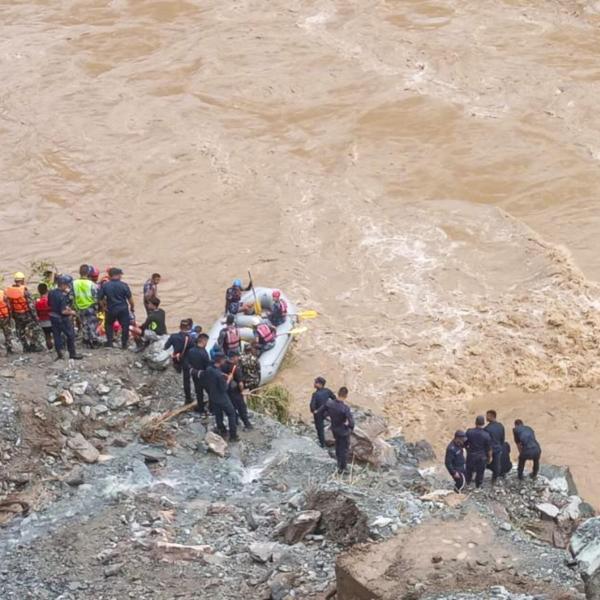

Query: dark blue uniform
[222,361,251,428]
[317,398,354,473]
[445,441,466,490]
[484,421,505,482]
[48,288,76,358]
[204,365,237,440]
[310,387,336,447]
[187,346,210,413]
[98,280,132,348]
[513,425,541,479]
[465,427,492,488]
[164,332,192,401]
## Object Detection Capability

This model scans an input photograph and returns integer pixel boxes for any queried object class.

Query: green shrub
[247,384,291,424]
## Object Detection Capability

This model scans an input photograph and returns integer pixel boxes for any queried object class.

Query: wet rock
[67,433,99,464]
[205,432,227,457]
[140,448,165,463]
[500,522,512,532]
[537,503,560,520]
[287,492,305,510]
[370,516,393,529]
[111,437,129,448]
[540,464,578,495]
[269,572,294,600]
[94,404,109,415]
[103,562,124,577]
[278,510,321,545]
[144,336,172,371]
[571,517,600,599]
[94,429,110,440]
[559,496,582,523]
[407,439,436,462]
[342,414,397,468]
[108,389,139,410]
[65,468,84,487]
[96,384,110,395]
[70,381,89,396]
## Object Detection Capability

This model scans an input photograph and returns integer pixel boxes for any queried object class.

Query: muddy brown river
[2,0,600,503]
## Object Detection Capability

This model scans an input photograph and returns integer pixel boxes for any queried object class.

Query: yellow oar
[277,326,308,337]
[296,309,318,320]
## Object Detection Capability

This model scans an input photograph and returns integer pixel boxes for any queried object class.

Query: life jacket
[271,299,288,325]
[0,291,9,319]
[5,286,29,314]
[73,279,96,310]
[225,326,241,350]
[256,323,275,344]
[35,295,51,321]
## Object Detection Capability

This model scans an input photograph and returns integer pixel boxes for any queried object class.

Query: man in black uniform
[187,333,211,415]
[465,415,492,488]
[485,410,505,485]
[164,320,192,403]
[222,350,252,430]
[315,387,354,474]
[97,267,134,349]
[513,419,542,480]
[309,376,336,448]
[445,430,467,492]
[204,354,238,441]
[48,277,83,361]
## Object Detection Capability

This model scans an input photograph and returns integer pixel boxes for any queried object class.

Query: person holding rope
[445,430,468,492]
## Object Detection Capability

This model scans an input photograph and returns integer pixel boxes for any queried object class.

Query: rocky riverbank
[0,350,597,599]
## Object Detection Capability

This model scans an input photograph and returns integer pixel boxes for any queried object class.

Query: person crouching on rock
[315,386,354,475]
[513,419,541,480]
[205,353,238,442]
[445,430,467,492]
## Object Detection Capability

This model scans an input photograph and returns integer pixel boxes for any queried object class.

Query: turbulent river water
[2,0,600,502]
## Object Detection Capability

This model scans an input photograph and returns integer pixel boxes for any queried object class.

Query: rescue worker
[222,350,252,429]
[309,376,336,448]
[98,267,134,349]
[187,333,211,415]
[218,314,241,355]
[0,288,14,355]
[465,415,492,489]
[48,276,82,360]
[73,264,100,348]
[315,387,354,474]
[164,320,193,402]
[484,409,506,485]
[35,283,53,350]
[269,290,288,327]
[137,297,167,344]
[240,345,261,390]
[143,273,161,315]
[205,353,238,441]
[445,430,468,492]
[224,278,252,315]
[88,265,100,284]
[5,272,44,352]
[513,419,542,480]
[255,319,276,354]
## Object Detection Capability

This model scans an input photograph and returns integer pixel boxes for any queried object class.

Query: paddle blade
[297,310,318,320]
[288,326,308,336]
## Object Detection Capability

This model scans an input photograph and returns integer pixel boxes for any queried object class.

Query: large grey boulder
[540,464,578,495]
[277,510,321,545]
[144,335,172,370]
[570,517,600,599]
[67,433,100,464]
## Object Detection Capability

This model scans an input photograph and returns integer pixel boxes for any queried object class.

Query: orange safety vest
[5,286,29,314]
[0,291,9,319]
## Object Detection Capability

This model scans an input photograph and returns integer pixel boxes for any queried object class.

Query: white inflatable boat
[205,287,297,386]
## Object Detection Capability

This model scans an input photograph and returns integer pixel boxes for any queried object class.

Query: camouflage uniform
[78,307,100,347]
[240,352,261,390]
[12,292,45,352]
[0,317,14,354]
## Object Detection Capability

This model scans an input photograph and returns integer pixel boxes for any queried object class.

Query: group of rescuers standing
[1,269,542,483]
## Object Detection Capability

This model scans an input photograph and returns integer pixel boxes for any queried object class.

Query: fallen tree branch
[140,402,196,443]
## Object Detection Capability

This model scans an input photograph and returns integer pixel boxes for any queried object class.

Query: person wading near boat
[310,377,336,448]
[224,277,252,315]
[255,319,276,355]
[484,409,506,485]
[5,272,45,352]
[48,276,83,361]
[315,387,354,474]
[98,267,134,349]
[218,314,242,355]
[465,415,492,489]
[205,353,238,441]
[222,350,253,430]
[445,430,467,492]
[240,344,261,390]
[513,419,542,480]
[0,288,14,355]
[164,319,193,403]
[143,273,161,315]
[73,264,101,349]
[35,283,53,350]
[268,290,288,326]
[187,333,211,415]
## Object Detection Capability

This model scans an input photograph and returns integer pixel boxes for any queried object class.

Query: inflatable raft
[206,287,297,386]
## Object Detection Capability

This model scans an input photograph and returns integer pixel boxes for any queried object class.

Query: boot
[55,351,64,361]
[69,354,84,360]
